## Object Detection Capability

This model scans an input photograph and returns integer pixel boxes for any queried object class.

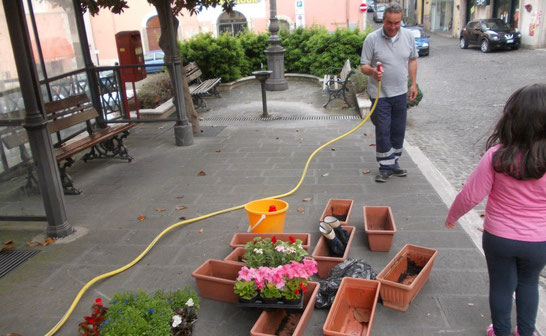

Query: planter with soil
[250,281,320,336]
[191,259,243,304]
[323,278,381,336]
[224,247,246,264]
[320,199,354,226]
[311,226,356,279]
[376,244,438,311]
[363,206,397,252]
[229,233,311,250]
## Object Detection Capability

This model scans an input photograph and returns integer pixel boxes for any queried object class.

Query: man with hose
[360,3,419,182]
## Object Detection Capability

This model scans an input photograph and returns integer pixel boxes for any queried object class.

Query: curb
[219,73,322,92]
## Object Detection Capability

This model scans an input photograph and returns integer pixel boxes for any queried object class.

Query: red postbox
[115,31,146,118]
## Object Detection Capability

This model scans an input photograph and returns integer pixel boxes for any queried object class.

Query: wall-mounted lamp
[524,4,532,12]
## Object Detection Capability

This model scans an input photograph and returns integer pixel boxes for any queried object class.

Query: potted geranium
[260,283,282,304]
[233,279,258,303]
[282,278,308,304]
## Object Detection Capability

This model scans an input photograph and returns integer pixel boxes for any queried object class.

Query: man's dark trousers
[370,93,407,172]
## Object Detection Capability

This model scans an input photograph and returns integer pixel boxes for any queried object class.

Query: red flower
[294,289,300,295]
[95,298,103,306]
[300,282,307,292]
[272,236,277,244]
[289,236,296,244]
[84,316,95,325]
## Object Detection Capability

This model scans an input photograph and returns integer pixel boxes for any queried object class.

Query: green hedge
[178,27,371,82]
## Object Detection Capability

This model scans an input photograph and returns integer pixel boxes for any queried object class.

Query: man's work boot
[375,170,393,183]
[393,168,408,177]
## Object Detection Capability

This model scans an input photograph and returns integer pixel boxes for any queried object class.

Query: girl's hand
[445,220,455,229]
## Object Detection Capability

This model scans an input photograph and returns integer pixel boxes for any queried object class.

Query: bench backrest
[184,62,203,83]
[340,59,353,82]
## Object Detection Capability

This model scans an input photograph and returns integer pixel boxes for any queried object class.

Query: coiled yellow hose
[44,82,382,336]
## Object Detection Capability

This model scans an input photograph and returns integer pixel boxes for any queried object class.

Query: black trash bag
[315,258,377,309]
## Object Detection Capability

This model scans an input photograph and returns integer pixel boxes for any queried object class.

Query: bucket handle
[247,214,267,233]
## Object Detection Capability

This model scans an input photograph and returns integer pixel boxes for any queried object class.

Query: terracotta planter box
[250,281,320,336]
[228,233,311,250]
[376,244,438,311]
[191,259,243,304]
[323,278,381,336]
[311,226,356,279]
[224,247,246,264]
[320,199,354,226]
[363,206,396,252]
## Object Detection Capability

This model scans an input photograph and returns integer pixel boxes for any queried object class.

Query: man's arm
[408,58,418,101]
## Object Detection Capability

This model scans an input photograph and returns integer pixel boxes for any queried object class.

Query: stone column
[265,0,288,91]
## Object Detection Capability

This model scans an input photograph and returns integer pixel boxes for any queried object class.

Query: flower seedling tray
[323,278,381,336]
[376,244,438,311]
[236,295,303,310]
[229,233,311,250]
[311,226,356,279]
[363,206,397,252]
[250,282,320,336]
[320,199,354,226]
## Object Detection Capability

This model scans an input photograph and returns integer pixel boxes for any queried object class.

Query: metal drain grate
[202,115,361,122]
[0,250,40,279]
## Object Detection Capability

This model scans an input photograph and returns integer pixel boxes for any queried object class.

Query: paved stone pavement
[0,72,543,336]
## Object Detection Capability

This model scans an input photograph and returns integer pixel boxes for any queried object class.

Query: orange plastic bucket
[244,199,289,233]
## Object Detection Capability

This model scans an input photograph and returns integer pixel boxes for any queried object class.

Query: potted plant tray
[224,247,246,264]
[320,199,354,226]
[323,278,381,336]
[191,259,243,304]
[311,226,356,279]
[376,244,438,311]
[236,294,303,310]
[363,206,397,252]
[229,233,311,250]
[250,281,320,336]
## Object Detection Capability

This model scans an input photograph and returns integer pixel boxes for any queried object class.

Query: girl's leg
[515,240,546,336]
[483,231,517,336]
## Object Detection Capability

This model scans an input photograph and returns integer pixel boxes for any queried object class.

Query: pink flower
[303,258,318,277]
[237,266,255,281]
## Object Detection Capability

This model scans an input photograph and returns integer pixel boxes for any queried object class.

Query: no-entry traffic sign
[360,3,367,12]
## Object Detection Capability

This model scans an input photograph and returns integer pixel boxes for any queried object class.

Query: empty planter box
[229,232,311,250]
[323,278,381,336]
[311,226,356,279]
[250,282,320,336]
[376,244,438,311]
[320,199,354,226]
[363,206,396,252]
[224,247,246,264]
[191,259,243,304]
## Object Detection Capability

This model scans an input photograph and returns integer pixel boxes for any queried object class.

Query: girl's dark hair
[486,83,546,180]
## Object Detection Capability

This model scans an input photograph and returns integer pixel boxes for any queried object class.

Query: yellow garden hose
[44,81,382,336]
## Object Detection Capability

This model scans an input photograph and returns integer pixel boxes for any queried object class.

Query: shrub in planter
[243,236,308,268]
[138,72,173,109]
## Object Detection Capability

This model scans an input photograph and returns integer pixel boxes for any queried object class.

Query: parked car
[367,0,374,12]
[406,26,430,56]
[373,4,386,22]
[144,50,165,73]
[460,18,521,53]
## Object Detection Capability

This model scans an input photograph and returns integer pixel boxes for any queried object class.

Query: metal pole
[265,0,288,91]
[260,81,269,117]
[3,0,72,237]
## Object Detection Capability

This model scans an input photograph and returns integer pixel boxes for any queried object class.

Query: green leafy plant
[78,298,107,336]
[237,29,270,76]
[281,278,307,301]
[260,283,282,299]
[243,236,308,268]
[234,280,258,300]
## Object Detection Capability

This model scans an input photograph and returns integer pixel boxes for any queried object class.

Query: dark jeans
[370,93,407,172]
[482,230,546,336]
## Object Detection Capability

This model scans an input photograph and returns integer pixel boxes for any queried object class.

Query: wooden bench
[2,94,134,194]
[184,62,221,109]
[322,59,355,108]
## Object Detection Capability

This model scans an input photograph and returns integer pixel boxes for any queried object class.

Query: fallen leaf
[322,172,329,177]
[138,214,146,221]
[297,207,304,213]
[302,197,312,202]
[26,241,40,247]
[176,195,184,199]
[296,129,299,132]
[199,228,204,233]
[198,117,204,121]
[364,133,373,137]
[467,303,474,306]
[331,148,336,151]
[179,216,186,220]
[353,308,370,323]
[215,149,221,152]
[198,170,206,176]
[154,208,166,212]
[369,143,376,147]
[2,240,13,245]
[477,227,484,232]
[176,205,187,210]
[45,237,55,245]
[362,169,371,174]
[479,212,485,217]
[1,242,14,251]
[275,137,279,140]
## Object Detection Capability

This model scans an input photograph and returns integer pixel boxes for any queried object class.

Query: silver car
[373,4,386,23]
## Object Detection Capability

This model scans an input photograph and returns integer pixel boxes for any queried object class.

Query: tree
[78,0,236,133]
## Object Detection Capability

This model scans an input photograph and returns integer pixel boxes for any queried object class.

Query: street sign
[359,3,367,12]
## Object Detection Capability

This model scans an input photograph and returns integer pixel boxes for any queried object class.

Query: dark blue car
[406,26,430,56]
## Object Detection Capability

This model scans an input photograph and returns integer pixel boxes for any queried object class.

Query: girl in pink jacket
[446,84,546,336]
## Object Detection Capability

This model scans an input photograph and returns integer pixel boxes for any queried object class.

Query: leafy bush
[138,72,173,109]
[350,70,368,94]
[237,30,270,76]
[179,33,245,82]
